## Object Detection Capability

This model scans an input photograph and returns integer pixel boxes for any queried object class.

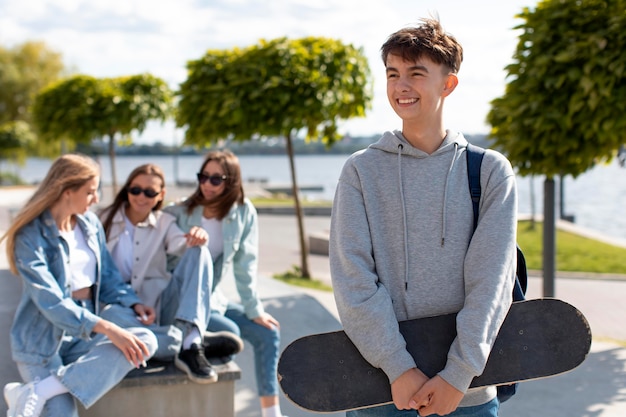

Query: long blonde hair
[0,154,100,274]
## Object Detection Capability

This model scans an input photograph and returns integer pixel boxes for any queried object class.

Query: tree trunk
[285,132,311,279]
[543,178,556,297]
[108,133,118,196]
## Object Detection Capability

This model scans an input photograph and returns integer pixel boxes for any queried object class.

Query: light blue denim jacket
[163,199,264,319]
[10,209,141,365]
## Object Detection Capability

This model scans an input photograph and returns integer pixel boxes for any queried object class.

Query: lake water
[6,154,626,242]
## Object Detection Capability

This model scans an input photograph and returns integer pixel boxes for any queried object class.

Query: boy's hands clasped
[391,368,464,416]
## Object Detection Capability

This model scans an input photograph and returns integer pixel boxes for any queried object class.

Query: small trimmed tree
[32,74,174,192]
[178,37,372,278]
[487,0,626,296]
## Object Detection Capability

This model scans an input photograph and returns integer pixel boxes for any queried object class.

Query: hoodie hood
[370,129,468,157]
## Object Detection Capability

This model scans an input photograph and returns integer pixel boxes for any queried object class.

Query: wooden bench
[79,359,241,417]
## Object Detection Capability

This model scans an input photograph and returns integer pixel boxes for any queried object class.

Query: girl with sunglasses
[1,154,157,417]
[164,150,285,417]
[99,164,243,385]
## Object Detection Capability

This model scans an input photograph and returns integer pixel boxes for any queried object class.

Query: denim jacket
[10,210,141,365]
[163,199,264,319]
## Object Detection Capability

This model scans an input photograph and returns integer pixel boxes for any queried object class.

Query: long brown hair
[183,149,244,219]
[0,154,100,275]
[100,163,166,236]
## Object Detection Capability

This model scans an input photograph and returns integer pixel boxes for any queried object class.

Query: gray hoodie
[329,129,517,407]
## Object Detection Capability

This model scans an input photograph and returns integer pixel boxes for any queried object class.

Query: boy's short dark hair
[381,18,463,74]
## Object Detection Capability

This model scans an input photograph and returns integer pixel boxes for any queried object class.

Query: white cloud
[1,0,535,141]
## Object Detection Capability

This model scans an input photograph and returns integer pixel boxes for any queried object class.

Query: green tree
[32,74,174,192]
[487,0,626,296]
[0,41,66,125]
[178,37,372,278]
[0,121,36,182]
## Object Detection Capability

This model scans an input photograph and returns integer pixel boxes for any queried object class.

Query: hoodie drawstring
[441,143,459,246]
[397,144,410,292]
[396,141,460,291]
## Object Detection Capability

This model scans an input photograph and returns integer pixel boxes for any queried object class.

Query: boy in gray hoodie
[329,18,517,417]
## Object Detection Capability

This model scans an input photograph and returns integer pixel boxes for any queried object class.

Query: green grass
[517,220,626,274]
[273,266,333,291]
[594,337,626,347]
[251,196,332,207]
[272,220,626,288]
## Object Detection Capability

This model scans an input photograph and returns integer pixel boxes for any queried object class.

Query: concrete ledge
[79,360,241,417]
[308,231,330,256]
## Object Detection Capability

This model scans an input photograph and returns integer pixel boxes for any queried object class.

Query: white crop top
[59,224,97,292]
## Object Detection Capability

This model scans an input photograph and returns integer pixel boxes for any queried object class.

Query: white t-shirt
[201,217,223,258]
[60,224,97,292]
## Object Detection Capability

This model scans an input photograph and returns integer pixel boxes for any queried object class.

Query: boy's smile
[385,54,457,129]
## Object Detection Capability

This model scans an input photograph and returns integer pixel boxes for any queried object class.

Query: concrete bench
[79,359,241,417]
[308,231,330,256]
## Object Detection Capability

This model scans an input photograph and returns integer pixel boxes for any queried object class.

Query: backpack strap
[465,143,527,301]
[465,143,485,232]
[465,143,525,403]
[515,247,528,296]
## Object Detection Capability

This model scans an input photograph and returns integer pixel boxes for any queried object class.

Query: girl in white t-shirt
[164,150,285,417]
[1,154,157,417]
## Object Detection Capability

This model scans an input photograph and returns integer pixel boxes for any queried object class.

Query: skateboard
[278,298,591,413]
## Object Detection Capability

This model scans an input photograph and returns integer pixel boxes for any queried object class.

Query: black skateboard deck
[278,298,591,413]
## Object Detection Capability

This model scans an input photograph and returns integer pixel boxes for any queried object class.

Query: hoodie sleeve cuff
[380,349,417,383]
[438,356,476,393]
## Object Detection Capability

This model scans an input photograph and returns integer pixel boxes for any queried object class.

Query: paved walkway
[1,186,625,416]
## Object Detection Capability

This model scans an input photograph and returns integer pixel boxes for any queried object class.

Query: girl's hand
[93,319,151,368]
[253,312,280,330]
[133,304,156,325]
[185,226,208,247]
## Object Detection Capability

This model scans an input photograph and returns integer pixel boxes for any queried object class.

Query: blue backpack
[466,143,528,402]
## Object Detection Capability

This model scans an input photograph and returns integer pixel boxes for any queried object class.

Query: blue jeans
[104,246,213,360]
[207,303,281,397]
[159,246,212,334]
[16,301,157,417]
[346,397,499,417]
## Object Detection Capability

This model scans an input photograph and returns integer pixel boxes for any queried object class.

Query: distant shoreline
[0,183,323,210]
[69,133,491,158]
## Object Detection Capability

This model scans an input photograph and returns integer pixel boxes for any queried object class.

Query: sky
[1,0,537,144]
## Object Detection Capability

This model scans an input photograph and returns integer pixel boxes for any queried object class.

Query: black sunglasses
[127,186,161,198]
[197,173,228,186]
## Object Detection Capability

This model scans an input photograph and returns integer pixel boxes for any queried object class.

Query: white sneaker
[4,382,45,417]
